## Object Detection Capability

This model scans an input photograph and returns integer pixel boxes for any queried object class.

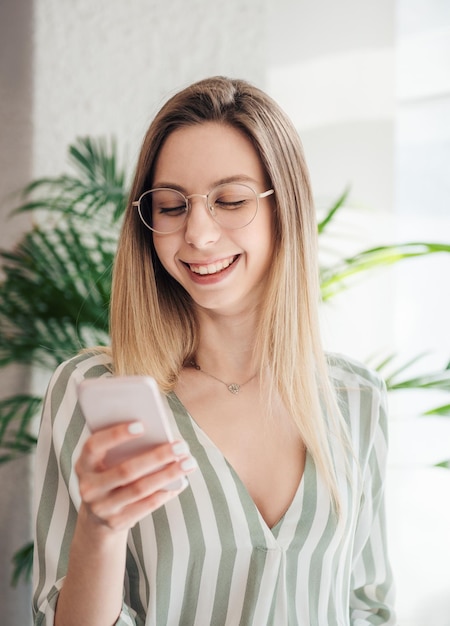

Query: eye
[215,197,247,210]
[151,190,187,217]
[212,185,253,211]
[156,204,187,216]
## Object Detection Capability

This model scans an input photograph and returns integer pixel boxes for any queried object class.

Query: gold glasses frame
[132,183,274,234]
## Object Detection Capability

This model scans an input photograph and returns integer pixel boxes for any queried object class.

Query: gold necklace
[189,361,257,395]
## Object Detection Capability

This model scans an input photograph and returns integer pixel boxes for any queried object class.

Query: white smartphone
[78,375,186,490]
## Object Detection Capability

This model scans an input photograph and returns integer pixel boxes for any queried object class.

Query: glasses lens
[209,183,258,229]
[139,189,188,233]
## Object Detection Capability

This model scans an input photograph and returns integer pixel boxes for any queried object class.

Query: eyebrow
[151,175,260,192]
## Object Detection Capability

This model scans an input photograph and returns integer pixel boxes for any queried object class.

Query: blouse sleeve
[349,377,397,625]
[32,356,145,626]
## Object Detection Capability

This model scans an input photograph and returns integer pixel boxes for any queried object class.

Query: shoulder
[326,351,386,396]
[52,350,113,382]
[38,352,114,445]
[45,350,113,406]
[325,352,389,453]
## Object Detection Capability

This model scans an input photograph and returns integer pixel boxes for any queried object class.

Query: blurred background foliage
[1,137,449,583]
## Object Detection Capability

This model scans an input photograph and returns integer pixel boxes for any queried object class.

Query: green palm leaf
[0,223,114,369]
[387,371,450,392]
[425,405,450,417]
[0,395,42,463]
[14,137,127,223]
[317,186,351,234]
[370,352,450,416]
[10,540,34,587]
[320,242,450,301]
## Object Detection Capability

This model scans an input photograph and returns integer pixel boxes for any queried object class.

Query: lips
[186,255,238,276]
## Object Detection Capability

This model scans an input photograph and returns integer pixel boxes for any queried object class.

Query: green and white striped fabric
[33,352,396,625]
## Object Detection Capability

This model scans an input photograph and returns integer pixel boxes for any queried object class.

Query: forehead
[152,122,267,189]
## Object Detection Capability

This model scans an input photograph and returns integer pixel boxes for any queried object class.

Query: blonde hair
[107,76,349,510]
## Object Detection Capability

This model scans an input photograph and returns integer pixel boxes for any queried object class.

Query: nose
[184,195,221,248]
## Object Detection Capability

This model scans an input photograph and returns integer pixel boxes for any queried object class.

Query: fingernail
[180,456,197,471]
[128,422,144,435]
[172,440,190,457]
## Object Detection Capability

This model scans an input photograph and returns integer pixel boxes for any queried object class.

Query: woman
[33,76,396,625]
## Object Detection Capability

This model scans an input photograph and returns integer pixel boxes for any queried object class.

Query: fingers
[88,460,190,526]
[80,441,195,504]
[76,423,197,531]
[87,488,184,532]
[76,421,146,473]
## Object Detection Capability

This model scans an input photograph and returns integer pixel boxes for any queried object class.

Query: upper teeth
[189,256,235,275]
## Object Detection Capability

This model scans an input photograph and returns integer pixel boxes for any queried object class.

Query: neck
[192,306,260,379]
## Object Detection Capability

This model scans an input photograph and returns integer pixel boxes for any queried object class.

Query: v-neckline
[168,391,311,536]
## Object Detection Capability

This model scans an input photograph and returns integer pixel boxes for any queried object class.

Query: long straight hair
[107,76,349,511]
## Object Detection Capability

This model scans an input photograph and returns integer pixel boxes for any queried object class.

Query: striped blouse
[33,351,396,625]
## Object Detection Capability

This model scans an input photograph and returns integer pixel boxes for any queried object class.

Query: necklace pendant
[227,383,240,394]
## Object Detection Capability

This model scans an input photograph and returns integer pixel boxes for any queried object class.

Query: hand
[75,422,197,532]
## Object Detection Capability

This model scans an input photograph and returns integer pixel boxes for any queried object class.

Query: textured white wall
[31,0,267,179]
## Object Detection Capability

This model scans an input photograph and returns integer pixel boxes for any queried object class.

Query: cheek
[253,213,275,258]
[152,237,178,275]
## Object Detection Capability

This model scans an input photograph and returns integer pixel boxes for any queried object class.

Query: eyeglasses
[132,183,274,234]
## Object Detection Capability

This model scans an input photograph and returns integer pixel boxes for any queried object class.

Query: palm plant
[0,138,124,466]
[317,190,450,418]
[1,137,449,584]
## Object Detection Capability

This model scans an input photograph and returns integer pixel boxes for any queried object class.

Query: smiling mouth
[186,255,239,276]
